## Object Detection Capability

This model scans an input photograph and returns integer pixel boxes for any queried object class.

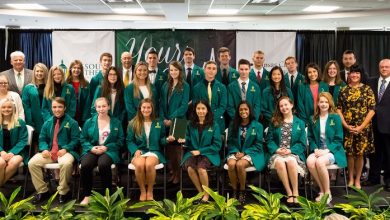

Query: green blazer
[216,66,239,85]
[308,113,347,168]
[124,83,157,121]
[227,121,265,171]
[159,81,190,120]
[266,116,307,162]
[330,82,346,106]
[182,122,222,166]
[249,68,270,93]
[192,80,227,133]
[126,120,166,163]
[80,115,124,164]
[261,87,294,126]
[41,83,77,121]
[0,119,28,164]
[89,71,104,99]
[284,72,304,100]
[152,68,168,108]
[22,84,44,134]
[91,86,127,123]
[39,114,80,160]
[74,84,91,124]
[227,80,261,120]
[297,81,329,125]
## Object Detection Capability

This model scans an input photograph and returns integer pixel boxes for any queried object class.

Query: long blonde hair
[32,63,48,85]
[44,66,65,99]
[129,98,156,137]
[312,92,337,123]
[0,99,19,130]
[132,61,152,99]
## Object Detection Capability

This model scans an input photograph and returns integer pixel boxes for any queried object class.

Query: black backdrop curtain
[336,31,390,78]
[296,31,336,75]
[0,29,21,71]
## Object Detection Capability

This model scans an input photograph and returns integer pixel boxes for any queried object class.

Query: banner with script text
[116,30,236,72]
[52,31,115,81]
[236,31,296,72]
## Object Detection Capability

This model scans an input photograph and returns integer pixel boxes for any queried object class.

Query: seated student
[28,97,80,204]
[0,99,28,186]
[226,101,265,204]
[267,96,306,206]
[79,97,124,205]
[180,100,222,203]
[0,75,25,120]
[307,92,346,204]
[127,98,166,201]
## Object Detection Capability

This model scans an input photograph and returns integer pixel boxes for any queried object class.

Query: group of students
[0,48,389,207]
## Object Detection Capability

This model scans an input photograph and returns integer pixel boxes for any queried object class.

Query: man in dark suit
[120,51,134,87]
[340,50,368,84]
[0,50,33,94]
[366,59,390,190]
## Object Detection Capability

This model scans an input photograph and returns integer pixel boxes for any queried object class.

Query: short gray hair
[10,51,25,59]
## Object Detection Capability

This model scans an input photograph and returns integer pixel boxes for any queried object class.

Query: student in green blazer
[261,66,294,128]
[227,59,261,120]
[66,60,91,127]
[91,66,126,124]
[79,97,124,205]
[297,63,329,125]
[307,92,346,204]
[124,62,157,121]
[22,63,47,135]
[267,96,307,205]
[180,100,222,203]
[284,56,304,101]
[0,99,28,186]
[159,61,190,184]
[29,97,80,204]
[182,47,205,98]
[322,60,346,105]
[226,101,265,203]
[249,50,270,93]
[146,50,167,108]
[193,61,227,134]
[89,53,112,99]
[216,47,239,86]
[41,66,76,121]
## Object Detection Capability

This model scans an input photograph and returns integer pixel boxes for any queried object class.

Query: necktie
[378,79,387,102]
[17,72,23,92]
[207,81,212,105]
[241,82,246,101]
[290,75,294,89]
[124,69,129,86]
[186,68,192,86]
[257,71,262,82]
[222,69,228,85]
[51,118,60,161]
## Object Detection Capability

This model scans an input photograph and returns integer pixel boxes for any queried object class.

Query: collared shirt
[13,68,25,89]
[203,79,215,88]
[344,69,349,82]
[237,78,249,93]
[149,68,158,84]
[122,67,133,85]
[288,71,298,84]
[378,76,390,95]
[252,67,263,75]
[185,63,195,78]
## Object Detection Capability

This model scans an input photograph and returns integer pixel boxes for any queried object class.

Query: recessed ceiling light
[6,3,47,10]
[303,5,340,12]
[112,8,146,14]
[208,9,239,15]
[250,0,279,4]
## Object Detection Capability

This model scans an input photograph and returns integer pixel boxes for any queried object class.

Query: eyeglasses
[0,82,8,85]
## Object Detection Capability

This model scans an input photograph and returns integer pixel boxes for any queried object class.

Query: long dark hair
[232,101,255,135]
[168,61,184,95]
[190,100,214,128]
[101,66,124,107]
[269,66,288,100]
[271,96,294,127]
[304,63,321,83]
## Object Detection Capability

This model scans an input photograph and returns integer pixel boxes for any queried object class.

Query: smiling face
[0,76,9,93]
[239,103,250,120]
[379,59,390,79]
[271,68,283,84]
[35,67,45,81]
[107,69,118,85]
[52,101,66,118]
[121,53,132,69]
[147,53,158,69]
[100,55,112,72]
[11,55,25,72]
[327,63,338,79]
[135,64,148,81]
[318,96,330,113]
[307,67,319,83]
[349,71,361,84]
[95,98,110,116]
[169,64,180,80]
[53,69,63,84]
[218,51,231,66]
[71,64,82,79]
[141,102,153,118]
[342,53,356,69]
[1,101,14,118]
[204,63,217,81]
[285,58,298,73]
[279,98,293,116]
[195,102,208,119]
[183,50,195,65]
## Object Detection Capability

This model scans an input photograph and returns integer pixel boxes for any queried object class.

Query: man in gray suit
[0,50,33,94]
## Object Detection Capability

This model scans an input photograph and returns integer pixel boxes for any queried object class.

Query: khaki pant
[28,152,74,195]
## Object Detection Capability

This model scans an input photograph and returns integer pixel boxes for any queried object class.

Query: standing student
[182,47,204,98]
[249,50,270,92]
[227,59,261,121]
[297,63,329,125]
[79,97,124,205]
[180,100,222,203]
[22,63,47,135]
[284,56,304,101]
[66,60,91,127]
[41,66,76,121]
[124,62,157,121]
[216,47,239,86]
[261,66,294,127]
[89,53,113,99]
[159,61,189,184]
[147,50,167,109]
[127,98,166,201]
[226,101,265,203]
[0,75,25,120]
[322,60,346,105]
[192,60,227,133]
[307,92,346,204]
[267,96,306,205]
[0,99,28,186]
[28,97,80,204]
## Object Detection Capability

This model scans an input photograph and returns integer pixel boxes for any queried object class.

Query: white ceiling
[1,0,390,30]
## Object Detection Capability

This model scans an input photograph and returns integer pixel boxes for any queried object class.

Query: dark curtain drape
[296,31,336,75]
[336,31,390,78]
[19,30,52,69]
[0,29,21,71]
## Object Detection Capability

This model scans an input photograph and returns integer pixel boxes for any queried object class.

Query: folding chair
[17,125,34,198]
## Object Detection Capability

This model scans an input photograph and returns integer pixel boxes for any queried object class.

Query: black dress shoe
[59,192,71,204]
[32,192,50,204]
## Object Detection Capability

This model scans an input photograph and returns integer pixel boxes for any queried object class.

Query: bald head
[121,51,132,69]
[379,59,390,79]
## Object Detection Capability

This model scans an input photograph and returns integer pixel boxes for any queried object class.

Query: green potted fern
[35,191,76,220]
[0,186,35,220]
[290,194,334,219]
